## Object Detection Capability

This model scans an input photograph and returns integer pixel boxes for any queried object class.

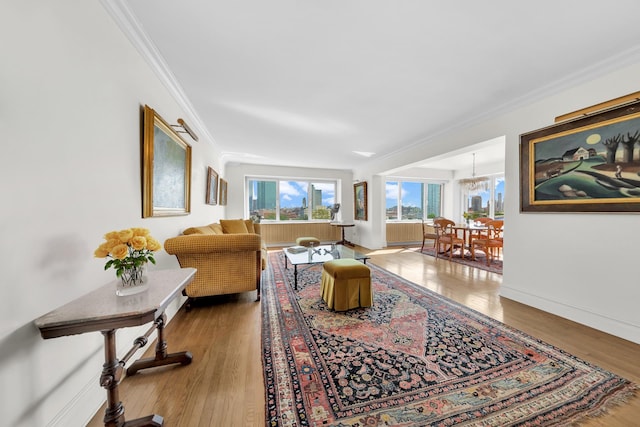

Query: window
[463,175,504,220]
[248,180,277,220]
[247,178,336,221]
[386,180,443,221]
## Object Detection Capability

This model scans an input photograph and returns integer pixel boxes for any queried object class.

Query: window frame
[461,174,505,220]
[385,179,444,223]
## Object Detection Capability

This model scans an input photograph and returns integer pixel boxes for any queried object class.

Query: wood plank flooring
[87,247,639,426]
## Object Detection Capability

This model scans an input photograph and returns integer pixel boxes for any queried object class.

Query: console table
[35,268,196,427]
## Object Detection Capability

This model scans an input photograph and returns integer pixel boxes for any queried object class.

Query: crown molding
[99,0,214,144]
[375,44,640,170]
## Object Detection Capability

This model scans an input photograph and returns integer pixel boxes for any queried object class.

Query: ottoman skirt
[320,259,372,311]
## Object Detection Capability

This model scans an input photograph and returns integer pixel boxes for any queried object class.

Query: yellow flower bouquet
[94,228,161,284]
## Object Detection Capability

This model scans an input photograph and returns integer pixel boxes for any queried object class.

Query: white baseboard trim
[385,241,421,247]
[500,285,640,345]
[48,365,104,427]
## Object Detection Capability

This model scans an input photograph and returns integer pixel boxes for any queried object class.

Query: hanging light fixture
[459,153,490,193]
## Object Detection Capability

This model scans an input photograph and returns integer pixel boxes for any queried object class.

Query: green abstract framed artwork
[142,105,192,217]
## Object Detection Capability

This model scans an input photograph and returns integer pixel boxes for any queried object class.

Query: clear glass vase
[116,263,148,296]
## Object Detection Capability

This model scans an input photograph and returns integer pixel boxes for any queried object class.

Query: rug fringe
[565,384,638,427]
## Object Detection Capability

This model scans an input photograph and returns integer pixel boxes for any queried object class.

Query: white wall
[1,2,225,425]
[353,62,640,345]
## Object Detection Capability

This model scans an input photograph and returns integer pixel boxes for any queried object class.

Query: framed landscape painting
[206,166,218,205]
[354,181,368,221]
[520,99,640,213]
[142,105,192,217]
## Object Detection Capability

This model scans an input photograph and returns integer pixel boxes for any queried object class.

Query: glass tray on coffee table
[282,244,369,290]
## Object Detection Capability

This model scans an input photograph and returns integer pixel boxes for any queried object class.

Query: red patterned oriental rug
[262,251,635,426]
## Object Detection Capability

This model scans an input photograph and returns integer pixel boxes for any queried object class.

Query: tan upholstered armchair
[164,220,265,307]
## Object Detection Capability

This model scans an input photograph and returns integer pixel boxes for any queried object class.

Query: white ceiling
[112,0,640,172]
[416,138,506,171]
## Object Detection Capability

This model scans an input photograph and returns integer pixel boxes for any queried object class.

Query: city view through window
[385,181,443,220]
[464,176,505,219]
[246,177,501,222]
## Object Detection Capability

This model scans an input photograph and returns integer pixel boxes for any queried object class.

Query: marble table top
[35,268,196,339]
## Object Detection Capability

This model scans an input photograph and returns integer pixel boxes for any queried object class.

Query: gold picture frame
[142,105,192,217]
[520,99,640,213]
[206,166,218,205]
[219,178,228,206]
[354,181,368,221]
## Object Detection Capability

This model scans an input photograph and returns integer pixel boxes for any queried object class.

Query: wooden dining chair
[420,218,439,252]
[433,218,465,260]
[471,220,504,266]
[469,216,493,246]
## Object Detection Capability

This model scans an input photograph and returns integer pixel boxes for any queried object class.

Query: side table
[330,222,355,246]
[34,268,196,427]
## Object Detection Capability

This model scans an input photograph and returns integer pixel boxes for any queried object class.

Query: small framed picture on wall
[206,167,218,205]
[354,181,367,221]
[219,178,228,206]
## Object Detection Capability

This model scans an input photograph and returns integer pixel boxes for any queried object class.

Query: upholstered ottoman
[320,259,373,311]
[296,236,320,247]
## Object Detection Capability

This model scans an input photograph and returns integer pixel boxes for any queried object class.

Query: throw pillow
[183,226,213,235]
[210,223,224,234]
[244,219,255,233]
[220,219,249,234]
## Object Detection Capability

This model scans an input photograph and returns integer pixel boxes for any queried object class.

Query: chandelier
[459,153,490,193]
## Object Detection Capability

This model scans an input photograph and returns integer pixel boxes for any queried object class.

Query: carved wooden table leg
[101,330,163,427]
[34,269,197,427]
[101,330,125,427]
[126,313,192,376]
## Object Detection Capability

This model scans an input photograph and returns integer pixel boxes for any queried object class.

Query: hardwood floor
[87,247,639,426]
